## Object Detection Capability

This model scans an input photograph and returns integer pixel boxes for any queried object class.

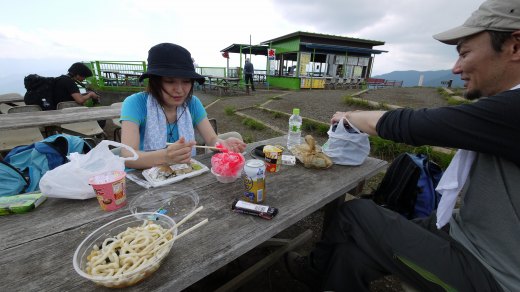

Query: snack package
[0,192,46,215]
[289,135,333,169]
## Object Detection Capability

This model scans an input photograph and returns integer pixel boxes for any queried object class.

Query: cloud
[271,0,481,74]
[0,0,485,85]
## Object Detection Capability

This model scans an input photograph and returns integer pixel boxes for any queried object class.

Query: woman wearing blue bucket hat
[119,43,246,169]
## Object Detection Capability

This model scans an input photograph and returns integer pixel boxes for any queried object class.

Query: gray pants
[311,199,502,292]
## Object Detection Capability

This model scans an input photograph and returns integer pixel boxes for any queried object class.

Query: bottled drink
[41,98,51,110]
[287,108,302,149]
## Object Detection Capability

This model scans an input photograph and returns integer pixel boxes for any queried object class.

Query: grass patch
[224,106,236,116]
[446,97,471,105]
[437,87,451,98]
[301,120,329,136]
[272,112,283,119]
[242,118,266,130]
[437,87,471,105]
[242,133,254,143]
[369,136,454,169]
[269,96,282,100]
[342,95,386,110]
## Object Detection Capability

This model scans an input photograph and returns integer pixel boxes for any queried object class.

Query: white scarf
[435,150,475,229]
[143,94,195,156]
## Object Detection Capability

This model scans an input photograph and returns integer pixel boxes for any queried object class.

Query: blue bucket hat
[139,43,205,84]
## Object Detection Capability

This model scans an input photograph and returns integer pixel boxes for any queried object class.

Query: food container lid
[129,189,199,222]
[246,159,265,168]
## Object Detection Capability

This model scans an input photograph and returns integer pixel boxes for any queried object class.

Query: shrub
[342,96,383,110]
[242,118,265,130]
[272,112,283,119]
[224,106,236,116]
[242,133,254,143]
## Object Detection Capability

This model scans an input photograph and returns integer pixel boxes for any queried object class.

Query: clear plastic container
[128,189,199,222]
[211,167,242,183]
[73,212,177,288]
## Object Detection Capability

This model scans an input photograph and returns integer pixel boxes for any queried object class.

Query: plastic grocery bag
[39,140,138,199]
[322,118,370,165]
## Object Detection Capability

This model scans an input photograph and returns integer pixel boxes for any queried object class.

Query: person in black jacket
[244,58,255,91]
[52,62,100,109]
[285,0,520,291]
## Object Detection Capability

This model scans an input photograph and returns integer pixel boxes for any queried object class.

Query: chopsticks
[165,143,221,152]
[194,145,220,151]
[141,206,208,254]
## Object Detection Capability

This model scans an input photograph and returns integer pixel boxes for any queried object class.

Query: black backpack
[369,153,444,219]
[23,74,56,110]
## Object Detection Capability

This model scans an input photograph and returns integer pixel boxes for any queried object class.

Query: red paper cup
[263,146,283,173]
[89,170,127,211]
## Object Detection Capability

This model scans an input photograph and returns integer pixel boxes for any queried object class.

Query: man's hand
[89,91,101,101]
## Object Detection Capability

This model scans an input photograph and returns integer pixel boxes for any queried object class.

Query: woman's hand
[220,137,247,153]
[165,137,195,164]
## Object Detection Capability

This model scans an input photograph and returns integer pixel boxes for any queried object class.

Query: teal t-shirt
[120,92,207,150]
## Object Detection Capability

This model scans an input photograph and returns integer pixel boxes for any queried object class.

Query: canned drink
[242,159,266,203]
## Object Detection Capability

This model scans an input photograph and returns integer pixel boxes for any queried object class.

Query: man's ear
[510,30,520,60]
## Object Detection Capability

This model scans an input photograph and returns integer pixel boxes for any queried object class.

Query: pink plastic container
[88,170,127,211]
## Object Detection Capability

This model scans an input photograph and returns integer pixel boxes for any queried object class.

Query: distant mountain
[373,70,463,88]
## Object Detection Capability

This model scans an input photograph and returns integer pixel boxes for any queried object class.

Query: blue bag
[371,153,443,219]
[0,134,94,197]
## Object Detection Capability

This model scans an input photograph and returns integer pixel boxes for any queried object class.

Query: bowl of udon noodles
[73,212,177,288]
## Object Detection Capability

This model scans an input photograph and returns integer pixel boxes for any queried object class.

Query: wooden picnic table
[0,104,121,131]
[0,93,24,104]
[0,135,387,291]
[203,75,243,96]
[102,71,142,86]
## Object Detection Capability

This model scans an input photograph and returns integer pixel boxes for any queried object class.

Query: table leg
[321,179,365,239]
[214,229,313,292]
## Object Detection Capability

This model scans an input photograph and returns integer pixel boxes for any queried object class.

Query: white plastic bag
[39,140,138,199]
[322,118,370,165]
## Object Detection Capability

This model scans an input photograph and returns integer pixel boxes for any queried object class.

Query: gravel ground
[359,87,450,109]
[185,86,446,292]
[102,86,447,291]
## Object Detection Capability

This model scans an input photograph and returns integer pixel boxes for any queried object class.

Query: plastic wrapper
[289,135,333,169]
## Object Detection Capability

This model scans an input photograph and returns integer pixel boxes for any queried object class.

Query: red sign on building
[268,49,276,60]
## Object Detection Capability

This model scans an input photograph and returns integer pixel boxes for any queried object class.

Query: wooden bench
[366,78,386,89]
[0,103,14,114]
[383,80,403,88]
[441,80,453,88]
[213,84,230,96]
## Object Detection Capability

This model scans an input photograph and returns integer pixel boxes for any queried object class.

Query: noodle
[86,221,173,277]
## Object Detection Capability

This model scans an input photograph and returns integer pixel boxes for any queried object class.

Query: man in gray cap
[285,0,520,291]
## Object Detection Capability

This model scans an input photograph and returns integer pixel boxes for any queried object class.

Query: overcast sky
[0,0,481,93]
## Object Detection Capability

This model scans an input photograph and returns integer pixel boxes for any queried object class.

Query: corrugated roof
[302,43,388,54]
[220,44,269,55]
[260,31,385,46]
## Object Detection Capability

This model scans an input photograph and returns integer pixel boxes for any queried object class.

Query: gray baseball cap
[433,0,520,45]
